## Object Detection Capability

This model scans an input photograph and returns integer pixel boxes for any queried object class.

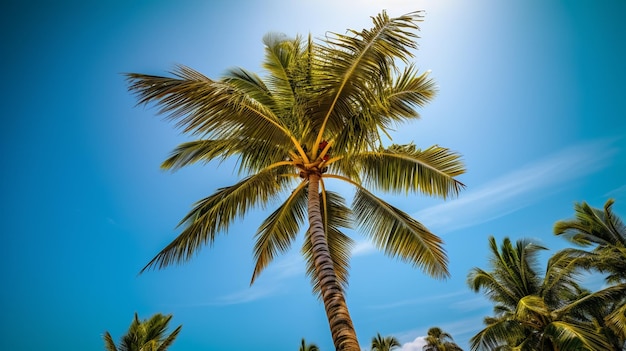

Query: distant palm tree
[554,199,626,283]
[299,338,320,351]
[103,313,182,351]
[554,199,626,348]
[371,333,401,351]
[423,327,463,351]
[467,236,625,351]
[126,10,464,351]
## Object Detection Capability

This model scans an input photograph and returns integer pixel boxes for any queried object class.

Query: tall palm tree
[467,236,625,351]
[554,199,626,348]
[423,327,463,351]
[299,338,320,351]
[371,333,401,351]
[103,313,182,351]
[126,11,465,351]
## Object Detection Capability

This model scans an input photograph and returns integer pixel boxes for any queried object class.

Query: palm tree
[371,332,401,351]
[103,313,182,351]
[423,327,463,351]
[554,199,626,348]
[554,199,626,283]
[126,11,465,351]
[467,236,625,351]
[299,338,320,351]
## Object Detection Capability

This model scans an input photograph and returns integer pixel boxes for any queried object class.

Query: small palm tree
[467,236,625,351]
[423,327,463,351]
[299,338,320,351]
[554,199,626,283]
[103,313,182,351]
[127,10,464,351]
[371,333,400,351]
[554,199,626,348]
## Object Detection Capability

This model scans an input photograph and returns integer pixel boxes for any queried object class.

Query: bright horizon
[2,1,625,350]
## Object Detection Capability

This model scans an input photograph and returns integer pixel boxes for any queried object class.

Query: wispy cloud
[352,241,375,256]
[413,138,618,233]
[367,290,470,310]
[211,285,279,306]
[605,184,626,198]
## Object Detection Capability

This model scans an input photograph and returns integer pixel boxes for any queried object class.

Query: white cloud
[400,336,427,351]
[352,240,376,256]
[413,139,617,233]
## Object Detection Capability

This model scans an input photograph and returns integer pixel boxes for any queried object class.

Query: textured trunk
[307,173,360,351]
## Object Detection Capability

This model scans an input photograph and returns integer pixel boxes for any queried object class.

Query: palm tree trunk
[307,173,360,351]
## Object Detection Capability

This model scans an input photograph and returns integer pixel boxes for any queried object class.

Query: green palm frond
[544,321,613,351]
[541,250,585,306]
[161,137,295,175]
[103,331,118,351]
[490,238,545,301]
[141,171,282,272]
[353,187,448,278]
[303,191,354,296]
[554,199,626,247]
[223,67,274,107]
[156,324,182,351]
[515,295,550,329]
[126,65,296,150]
[556,283,626,318]
[470,319,524,351]
[606,301,626,340]
[250,182,308,284]
[310,11,424,154]
[468,267,519,311]
[355,144,465,198]
[383,64,437,121]
[261,33,299,104]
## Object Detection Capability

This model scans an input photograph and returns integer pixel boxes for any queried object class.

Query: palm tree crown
[103,313,182,351]
[554,199,626,348]
[127,10,465,351]
[467,236,625,351]
[371,332,401,351]
[299,338,320,351]
[423,327,463,351]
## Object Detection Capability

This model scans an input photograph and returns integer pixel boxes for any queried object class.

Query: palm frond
[353,187,448,278]
[103,331,119,351]
[468,267,519,311]
[161,138,295,175]
[250,182,308,284]
[541,250,586,307]
[310,11,424,153]
[606,300,626,340]
[383,64,437,121]
[355,143,465,198]
[554,199,626,247]
[515,295,549,329]
[140,171,282,272]
[303,191,354,296]
[156,324,182,351]
[556,283,626,318]
[126,65,296,149]
[544,321,613,351]
[469,319,524,351]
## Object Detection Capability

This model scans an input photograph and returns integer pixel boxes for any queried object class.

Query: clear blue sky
[1,1,625,350]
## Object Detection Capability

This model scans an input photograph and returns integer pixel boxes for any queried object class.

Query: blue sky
[1,1,625,350]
